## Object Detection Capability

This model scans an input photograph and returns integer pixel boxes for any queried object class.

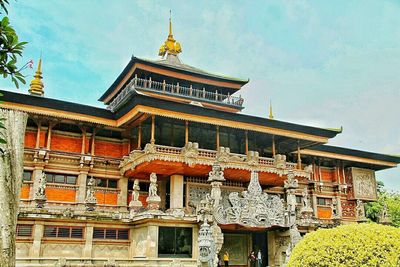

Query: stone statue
[85,176,97,211]
[274,154,287,169]
[132,179,140,202]
[146,173,161,210]
[207,162,225,182]
[129,179,143,217]
[379,203,391,225]
[34,172,47,208]
[301,188,310,209]
[331,198,339,218]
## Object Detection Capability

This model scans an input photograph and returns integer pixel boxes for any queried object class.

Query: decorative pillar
[297,141,302,169]
[90,128,96,156]
[45,123,54,150]
[138,123,142,149]
[118,176,128,210]
[83,225,94,258]
[29,223,44,257]
[80,127,87,154]
[272,135,276,157]
[216,126,220,149]
[150,115,155,144]
[170,174,184,209]
[30,167,44,200]
[76,171,88,205]
[185,121,189,144]
[245,130,249,154]
[35,120,41,149]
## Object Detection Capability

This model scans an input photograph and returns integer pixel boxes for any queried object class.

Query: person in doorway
[248,250,256,267]
[223,251,230,267]
[257,249,262,267]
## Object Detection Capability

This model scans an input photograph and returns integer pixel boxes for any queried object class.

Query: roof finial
[159,10,182,57]
[28,57,44,97]
[269,99,274,119]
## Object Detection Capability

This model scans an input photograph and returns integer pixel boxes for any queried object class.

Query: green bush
[287,223,400,267]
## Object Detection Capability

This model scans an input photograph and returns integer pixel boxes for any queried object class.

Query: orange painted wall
[95,191,118,205]
[320,169,334,182]
[20,184,30,199]
[94,140,128,158]
[127,193,148,206]
[317,206,332,219]
[24,131,36,148]
[46,187,76,202]
[51,134,82,153]
[39,130,46,148]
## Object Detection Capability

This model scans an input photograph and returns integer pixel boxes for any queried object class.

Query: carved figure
[148,173,158,197]
[356,199,366,221]
[301,188,311,210]
[198,220,215,266]
[34,172,47,208]
[331,198,339,218]
[181,142,199,166]
[85,176,97,211]
[207,162,225,182]
[274,154,287,169]
[246,150,259,166]
[379,203,391,224]
[216,146,231,162]
[284,171,298,190]
[132,179,140,202]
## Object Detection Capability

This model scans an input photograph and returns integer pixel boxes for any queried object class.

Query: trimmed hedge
[287,223,400,267]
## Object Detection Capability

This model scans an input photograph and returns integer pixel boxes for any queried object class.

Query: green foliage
[287,223,400,267]
[0,15,27,88]
[365,181,400,227]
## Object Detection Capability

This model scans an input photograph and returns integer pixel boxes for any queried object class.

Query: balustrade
[107,77,244,112]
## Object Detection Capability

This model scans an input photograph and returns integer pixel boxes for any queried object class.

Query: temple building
[1,17,399,267]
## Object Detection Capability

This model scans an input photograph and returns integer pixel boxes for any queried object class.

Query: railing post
[149,77,152,88]
[228,92,231,103]
[189,85,193,96]
[215,90,218,100]
[134,74,137,86]
[203,88,206,98]
[163,80,166,92]
[176,82,180,94]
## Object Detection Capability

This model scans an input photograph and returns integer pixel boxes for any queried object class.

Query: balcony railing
[107,76,244,112]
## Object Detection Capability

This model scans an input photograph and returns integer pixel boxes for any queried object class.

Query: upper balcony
[107,76,244,112]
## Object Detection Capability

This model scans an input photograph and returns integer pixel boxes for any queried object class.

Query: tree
[365,181,400,227]
[287,223,400,267]
[0,1,29,266]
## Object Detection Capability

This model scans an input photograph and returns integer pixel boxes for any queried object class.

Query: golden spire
[158,11,182,57]
[269,100,274,119]
[29,58,44,97]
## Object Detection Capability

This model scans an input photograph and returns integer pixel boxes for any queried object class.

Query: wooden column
[216,126,220,149]
[297,141,302,169]
[137,124,142,149]
[272,135,276,157]
[46,122,55,150]
[185,121,189,144]
[80,126,87,154]
[150,115,155,144]
[245,130,249,154]
[90,128,96,156]
[35,120,41,149]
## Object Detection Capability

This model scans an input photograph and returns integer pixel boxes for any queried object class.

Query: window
[43,226,83,238]
[158,227,192,257]
[93,228,129,240]
[45,173,77,185]
[317,197,332,206]
[16,224,33,237]
[22,171,32,182]
[295,196,302,204]
[90,178,118,189]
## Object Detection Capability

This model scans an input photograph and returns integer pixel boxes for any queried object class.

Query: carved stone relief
[350,168,377,200]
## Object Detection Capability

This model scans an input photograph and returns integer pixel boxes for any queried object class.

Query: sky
[1,0,399,190]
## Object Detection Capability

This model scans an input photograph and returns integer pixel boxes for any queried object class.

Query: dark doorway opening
[252,231,268,267]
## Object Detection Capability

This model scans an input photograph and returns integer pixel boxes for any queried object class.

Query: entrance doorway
[251,232,268,267]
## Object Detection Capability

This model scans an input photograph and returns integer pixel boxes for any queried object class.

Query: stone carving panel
[41,243,83,257]
[16,242,30,258]
[214,172,286,228]
[187,184,241,210]
[92,244,129,258]
[350,167,377,200]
